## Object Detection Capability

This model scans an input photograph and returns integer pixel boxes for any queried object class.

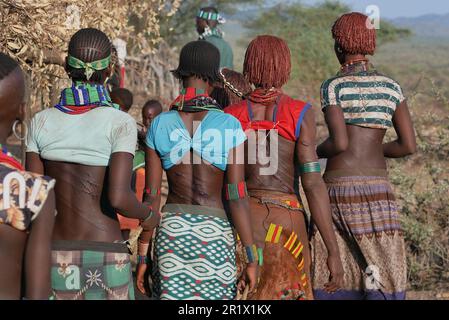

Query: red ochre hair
[332,12,376,55]
[243,35,291,89]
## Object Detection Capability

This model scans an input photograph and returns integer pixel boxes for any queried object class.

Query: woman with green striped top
[312,12,417,300]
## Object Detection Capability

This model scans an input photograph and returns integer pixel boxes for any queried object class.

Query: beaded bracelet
[299,161,321,174]
[141,206,154,223]
[244,244,259,264]
[257,247,264,266]
[137,255,149,265]
[225,181,248,201]
[144,187,161,196]
[137,240,150,256]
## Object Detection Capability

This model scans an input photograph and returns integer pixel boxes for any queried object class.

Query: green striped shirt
[321,70,405,129]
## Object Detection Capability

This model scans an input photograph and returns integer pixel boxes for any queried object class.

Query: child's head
[111,88,133,113]
[211,68,252,108]
[142,100,163,127]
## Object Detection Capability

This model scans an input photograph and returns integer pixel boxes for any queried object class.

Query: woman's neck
[343,54,368,65]
[182,78,209,93]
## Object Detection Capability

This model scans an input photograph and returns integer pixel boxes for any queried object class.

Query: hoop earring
[13,120,27,141]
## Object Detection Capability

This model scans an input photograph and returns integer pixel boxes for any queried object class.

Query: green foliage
[243,1,411,99]
[160,0,260,47]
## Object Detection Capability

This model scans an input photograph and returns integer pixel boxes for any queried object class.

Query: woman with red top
[225,35,343,300]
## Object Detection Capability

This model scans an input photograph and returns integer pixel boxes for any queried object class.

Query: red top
[224,94,311,141]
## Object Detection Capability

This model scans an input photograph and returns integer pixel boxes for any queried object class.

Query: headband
[197,10,226,24]
[67,54,111,80]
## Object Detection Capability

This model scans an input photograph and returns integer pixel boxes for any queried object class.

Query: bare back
[165,111,225,208]
[43,161,121,242]
[243,102,297,194]
[326,125,387,172]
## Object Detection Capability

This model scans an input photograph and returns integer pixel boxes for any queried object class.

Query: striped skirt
[152,204,237,300]
[311,170,407,300]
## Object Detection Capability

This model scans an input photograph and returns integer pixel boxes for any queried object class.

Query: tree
[0,0,181,109]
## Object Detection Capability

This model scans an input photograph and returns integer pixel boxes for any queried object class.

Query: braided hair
[332,12,376,55]
[243,35,291,89]
[0,52,20,81]
[172,41,221,85]
[67,28,112,82]
[211,68,251,108]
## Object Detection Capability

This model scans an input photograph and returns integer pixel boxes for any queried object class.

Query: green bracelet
[257,247,264,266]
[142,207,154,223]
[299,161,321,174]
[137,255,149,264]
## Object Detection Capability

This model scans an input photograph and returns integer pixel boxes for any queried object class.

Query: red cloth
[117,167,145,230]
[224,94,311,142]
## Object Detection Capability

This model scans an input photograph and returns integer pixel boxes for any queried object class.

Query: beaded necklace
[170,88,223,112]
[0,144,24,171]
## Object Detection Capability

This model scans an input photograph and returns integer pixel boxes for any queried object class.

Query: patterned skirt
[152,204,236,300]
[235,190,312,300]
[311,170,407,300]
[51,240,135,300]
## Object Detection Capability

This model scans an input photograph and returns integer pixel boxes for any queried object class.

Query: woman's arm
[316,106,348,159]
[139,146,163,244]
[25,152,45,174]
[226,143,257,291]
[24,189,56,299]
[108,152,158,227]
[383,100,417,158]
[296,108,344,292]
[136,146,163,294]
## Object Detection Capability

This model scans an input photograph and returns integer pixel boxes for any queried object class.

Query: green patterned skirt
[51,240,135,300]
[152,204,237,300]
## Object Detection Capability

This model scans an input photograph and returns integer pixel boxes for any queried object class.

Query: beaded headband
[197,10,226,24]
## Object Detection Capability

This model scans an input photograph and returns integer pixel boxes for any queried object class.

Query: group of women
[0,11,415,300]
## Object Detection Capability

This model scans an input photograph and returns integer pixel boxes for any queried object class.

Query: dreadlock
[172,41,221,85]
[67,28,112,82]
[243,35,291,89]
[211,68,252,108]
[332,12,376,55]
[0,52,20,81]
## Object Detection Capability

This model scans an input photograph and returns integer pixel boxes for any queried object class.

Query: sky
[298,0,449,18]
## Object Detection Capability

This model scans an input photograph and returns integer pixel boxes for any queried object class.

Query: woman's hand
[141,211,160,231]
[237,263,258,293]
[324,253,344,293]
[136,263,148,295]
